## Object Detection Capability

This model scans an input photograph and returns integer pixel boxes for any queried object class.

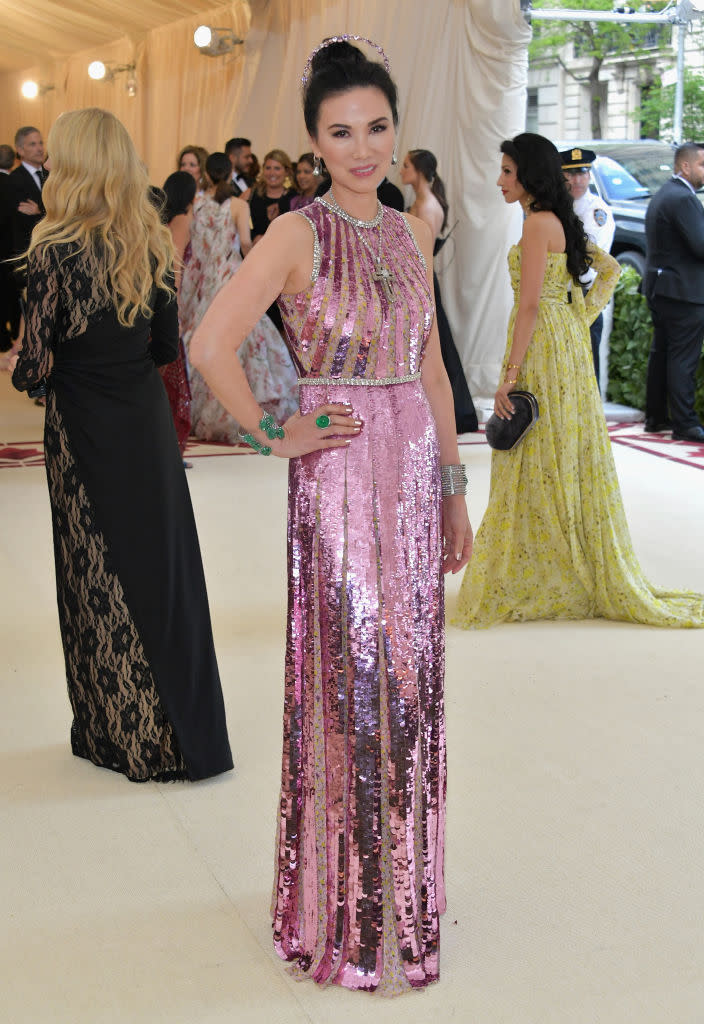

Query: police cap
[559,147,597,171]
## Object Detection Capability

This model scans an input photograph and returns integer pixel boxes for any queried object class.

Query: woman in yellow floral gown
[455,133,704,629]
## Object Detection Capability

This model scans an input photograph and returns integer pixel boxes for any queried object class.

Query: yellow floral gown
[454,244,704,629]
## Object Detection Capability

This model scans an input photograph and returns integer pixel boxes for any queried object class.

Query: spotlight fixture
[87,61,138,95]
[21,80,55,99]
[88,60,107,80]
[193,25,244,56]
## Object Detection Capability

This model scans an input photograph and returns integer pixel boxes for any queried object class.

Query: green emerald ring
[315,414,331,429]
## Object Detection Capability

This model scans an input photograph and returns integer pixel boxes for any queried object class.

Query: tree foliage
[529,0,669,137]
[634,69,704,141]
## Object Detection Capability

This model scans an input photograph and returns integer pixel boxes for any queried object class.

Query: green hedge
[607,265,704,421]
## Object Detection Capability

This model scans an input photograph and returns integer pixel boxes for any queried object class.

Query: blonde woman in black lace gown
[12,108,233,782]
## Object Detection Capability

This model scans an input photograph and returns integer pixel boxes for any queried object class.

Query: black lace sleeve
[149,275,179,367]
[12,245,59,394]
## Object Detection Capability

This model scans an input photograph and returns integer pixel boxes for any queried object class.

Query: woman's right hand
[273,403,362,458]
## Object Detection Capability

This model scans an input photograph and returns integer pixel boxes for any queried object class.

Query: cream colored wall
[0,0,530,398]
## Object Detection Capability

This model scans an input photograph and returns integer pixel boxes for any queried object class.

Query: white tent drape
[0,0,530,398]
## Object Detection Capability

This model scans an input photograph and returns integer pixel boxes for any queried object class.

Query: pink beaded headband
[300,35,391,87]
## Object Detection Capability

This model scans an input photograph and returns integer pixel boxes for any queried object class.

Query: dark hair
[15,125,40,149]
[297,151,315,169]
[303,40,398,136]
[205,152,235,205]
[408,149,448,233]
[674,141,704,170]
[500,133,590,283]
[0,143,14,170]
[162,171,197,223]
[225,137,251,156]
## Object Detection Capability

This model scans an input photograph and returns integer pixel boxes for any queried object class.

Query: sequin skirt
[272,379,446,995]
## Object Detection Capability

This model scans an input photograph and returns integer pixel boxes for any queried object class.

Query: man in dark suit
[9,126,47,285]
[224,137,253,199]
[643,141,704,442]
[0,142,21,349]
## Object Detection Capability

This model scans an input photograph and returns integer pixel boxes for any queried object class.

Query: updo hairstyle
[303,40,399,137]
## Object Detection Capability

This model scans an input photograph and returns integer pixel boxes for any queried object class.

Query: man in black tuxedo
[0,142,21,349]
[643,142,704,442]
[225,137,253,199]
[9,126,47,285]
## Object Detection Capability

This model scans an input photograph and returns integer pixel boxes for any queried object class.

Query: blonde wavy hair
[254,149,294,196]
[28,108,174,328]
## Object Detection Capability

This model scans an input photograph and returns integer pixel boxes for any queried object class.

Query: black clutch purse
[485,390,539,450]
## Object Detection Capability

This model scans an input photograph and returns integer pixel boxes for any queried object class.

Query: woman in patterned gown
[179,152,298,443]
[454,133,704,628]
[190,40,473,992]
[12,108,233,781]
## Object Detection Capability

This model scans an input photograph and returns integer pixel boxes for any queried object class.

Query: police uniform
[560,148,615,386]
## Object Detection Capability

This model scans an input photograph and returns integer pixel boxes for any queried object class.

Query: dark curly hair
[500,133,591,283]
[303,40,399,136]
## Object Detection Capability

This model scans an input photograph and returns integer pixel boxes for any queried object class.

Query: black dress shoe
[644,418,671,433]
[671,426,704,443]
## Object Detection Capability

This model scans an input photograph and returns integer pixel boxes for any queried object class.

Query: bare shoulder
[264,211,318,294]
[403,211,433,258]
[523,210,559,238]
[265,209,316,244]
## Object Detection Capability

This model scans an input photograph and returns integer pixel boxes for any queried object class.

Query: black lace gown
[13,244,233,782]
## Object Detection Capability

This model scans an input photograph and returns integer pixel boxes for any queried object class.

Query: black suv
[554,140,677,276]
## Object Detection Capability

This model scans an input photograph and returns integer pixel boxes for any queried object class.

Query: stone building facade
[527,18,704,141]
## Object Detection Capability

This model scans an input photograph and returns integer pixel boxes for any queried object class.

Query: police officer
[560,148,615,387]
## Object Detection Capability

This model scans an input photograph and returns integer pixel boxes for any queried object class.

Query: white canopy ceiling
[0,0,222,71]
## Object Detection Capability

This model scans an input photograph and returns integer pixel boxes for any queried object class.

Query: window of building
[526,87,539,132]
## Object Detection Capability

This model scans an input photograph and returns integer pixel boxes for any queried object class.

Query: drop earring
[391,147,398,166]
[313,156,322,177]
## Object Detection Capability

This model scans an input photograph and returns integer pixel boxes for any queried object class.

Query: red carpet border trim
[2,423,703,470]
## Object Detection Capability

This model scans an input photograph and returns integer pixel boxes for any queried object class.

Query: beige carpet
[1,372,704,1024]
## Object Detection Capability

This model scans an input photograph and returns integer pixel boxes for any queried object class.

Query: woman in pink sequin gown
[190,40,473,994]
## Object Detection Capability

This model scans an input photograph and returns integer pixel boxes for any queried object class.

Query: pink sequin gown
[273,198,445,995]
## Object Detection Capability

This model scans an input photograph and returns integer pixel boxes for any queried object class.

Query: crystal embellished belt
[298,372,421,387]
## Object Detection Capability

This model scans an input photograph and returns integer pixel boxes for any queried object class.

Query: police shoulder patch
[594,208,607,227]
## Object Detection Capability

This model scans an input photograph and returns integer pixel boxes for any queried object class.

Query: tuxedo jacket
[644,177,704,306]
[9,164,45,259]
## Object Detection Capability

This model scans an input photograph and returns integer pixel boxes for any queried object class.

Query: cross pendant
[373,263,394,301]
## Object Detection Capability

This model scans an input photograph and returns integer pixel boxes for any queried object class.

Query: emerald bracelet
[239,413,285,456]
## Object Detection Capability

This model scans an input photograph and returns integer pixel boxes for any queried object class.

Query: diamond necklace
[320,190,395,300]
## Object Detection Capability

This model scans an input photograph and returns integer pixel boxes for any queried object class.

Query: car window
[595,155,651,200]
[594,146,675,198]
